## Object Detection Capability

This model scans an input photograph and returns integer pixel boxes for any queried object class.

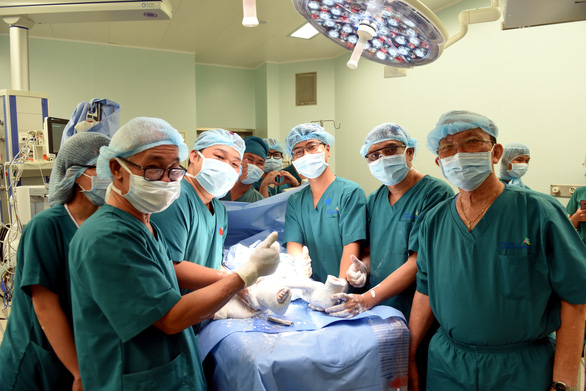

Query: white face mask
[241,163,264,185]
[188,151,239,198]
[439,150,493,192]
[508,163,528,178]
[264,157,282,173]
[293,151,328,179]
[368,152,411,186]
[111,158,181,214]
[78,173,112,206]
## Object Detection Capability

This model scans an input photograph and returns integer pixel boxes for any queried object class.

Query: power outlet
[550,184,584,198]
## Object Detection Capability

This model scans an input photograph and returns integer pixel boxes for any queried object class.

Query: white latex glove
[346,255,367,288]
[294,246,312,278]
[325,292,367,318]
[235,232,280,287]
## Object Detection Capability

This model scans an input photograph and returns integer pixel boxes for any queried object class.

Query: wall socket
[550,184,584,198]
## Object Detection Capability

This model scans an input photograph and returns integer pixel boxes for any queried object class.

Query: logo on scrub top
[500,236,531,250]
[219,228,224,236]
[325,198,339,215]
[401,210,419,221]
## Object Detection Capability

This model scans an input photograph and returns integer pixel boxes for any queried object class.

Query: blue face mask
[264,157,282,173]
[368,152,410,186]
[508,163,528,178]
[78,173,112,206]
[189,151,239,198]
[439,150,493,192]
[241,163,264,185]
[293,151,328,179]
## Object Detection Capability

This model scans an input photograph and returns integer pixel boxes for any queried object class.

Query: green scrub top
[151,179,227,269]
[566,185,586,245]
[69,205,206,391]
[283,177,367,284]
[0,205,77,390]
[367,175,454,321]
[416,186,586,346]
[221,186,264,202]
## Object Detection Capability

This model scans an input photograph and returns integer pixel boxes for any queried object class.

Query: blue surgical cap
[97,117,188,179]
[244,136,269,160]
[263,138,285,155]
[48,132,111,206]
[360,122,418,157]
[285,123,335,156]
[427,110,499,155]
[500,143,530,180]
[193,128,245,160]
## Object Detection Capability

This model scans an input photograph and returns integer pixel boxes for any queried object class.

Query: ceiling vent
[502,0,586,29]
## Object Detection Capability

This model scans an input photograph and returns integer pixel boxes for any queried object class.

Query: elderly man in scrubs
[0,132,111,391]
[151,129,244,270]
[325,123,453,390]
[499,142,531,188]
[222,136,268,202]
[283,123,367,288]
[408,110,586,391]
[68,117,280,390]
[253,138,300,197]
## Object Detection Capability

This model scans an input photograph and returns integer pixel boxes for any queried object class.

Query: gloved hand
[294,246,312,278]
[235,232,280,287]
[325,292,368,318]
[346,255,367,288]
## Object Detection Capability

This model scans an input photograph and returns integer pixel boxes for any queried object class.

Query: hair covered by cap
[48,132,111,206]
[193,128,245,160]
[285,123,335,156]
[97,117,188,178]
[244,136,269,159]
[500,142,530,179]
[263,138,285,155]
[427,110,499,155]
[360,122,418,157]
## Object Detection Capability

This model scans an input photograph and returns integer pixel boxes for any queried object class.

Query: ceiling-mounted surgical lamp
[242,0,259,27]
[292,0,502,73]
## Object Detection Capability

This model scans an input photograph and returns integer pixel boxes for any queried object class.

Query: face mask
[293,152,328,179]
[189,151,239,198]
[368,152,411,186]
[439,150,493,192]
[264,157,282,173]
[241,163,264,185]
[78,173,112,206]
[508,163,528,178]
[111,158,181,214]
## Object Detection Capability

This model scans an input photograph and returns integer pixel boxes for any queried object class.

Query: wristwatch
[552,381,578,391]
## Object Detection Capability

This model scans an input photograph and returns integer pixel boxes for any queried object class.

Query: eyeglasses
[291,142,325,160]
[365,144,406,163]
[267,152,283,159]
[437,137,494,158]
[118,157,186,182]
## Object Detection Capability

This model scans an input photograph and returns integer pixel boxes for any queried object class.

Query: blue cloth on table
[198,300,409,391]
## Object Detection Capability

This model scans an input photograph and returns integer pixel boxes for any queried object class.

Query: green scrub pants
[427,328,555,391]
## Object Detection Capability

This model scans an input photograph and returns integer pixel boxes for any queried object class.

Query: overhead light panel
[290,22,319,39]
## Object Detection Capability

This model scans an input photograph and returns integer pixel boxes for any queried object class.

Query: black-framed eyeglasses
[437,137,494,158]
[365,144,406,163]
[291,142,325,160]
[267,152,283,159]
[118,157,186,182]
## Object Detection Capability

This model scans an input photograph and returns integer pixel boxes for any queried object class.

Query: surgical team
[0,110,584,391]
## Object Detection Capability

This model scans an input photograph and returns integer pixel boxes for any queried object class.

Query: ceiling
[0,0,465,69]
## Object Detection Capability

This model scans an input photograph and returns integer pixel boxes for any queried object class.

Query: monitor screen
[45,117,69,156]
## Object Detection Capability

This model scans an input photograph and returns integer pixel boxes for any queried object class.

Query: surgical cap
[263,138,285,155]
[427,110,499,155]
[285,123,335,156]
[244,136,269,159]
[193,128,245,160]
[97,117,188,178]
[48,132,111,206]
[360,122,418,157]
[500,142,530,179]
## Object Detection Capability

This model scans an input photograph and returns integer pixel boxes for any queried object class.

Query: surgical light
[292,0,449,69]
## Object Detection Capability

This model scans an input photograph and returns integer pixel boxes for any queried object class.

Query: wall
[333,0,586,204]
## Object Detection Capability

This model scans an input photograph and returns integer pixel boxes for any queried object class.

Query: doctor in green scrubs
[151,129,245,270]
[499,142,531,188]
[253,138,300,198]
[0,132,111,391]
[409,110,586,391]
[68,117,280,390]
[221,136,267,202]
[283,123,367,287]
